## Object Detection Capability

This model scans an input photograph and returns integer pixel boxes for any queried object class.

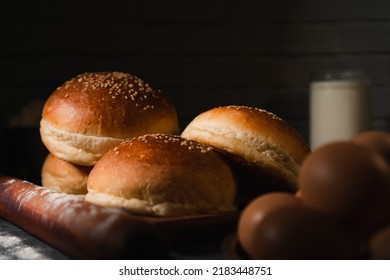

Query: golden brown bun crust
[181,106,311,193]
[41,153,92,195]
[42,72,178,137]
[40,72,179,166]
[85,134,237,217]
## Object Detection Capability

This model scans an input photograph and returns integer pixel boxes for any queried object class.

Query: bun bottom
[182,128,299,202]
[220,151,296,208]
[40,120,126,166]
[41,153,92,194]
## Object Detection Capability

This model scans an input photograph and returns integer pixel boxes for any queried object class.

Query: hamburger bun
[181,106,311,202]
[85,134,237,217]
[40,72,179,166]
[41,153,92,195]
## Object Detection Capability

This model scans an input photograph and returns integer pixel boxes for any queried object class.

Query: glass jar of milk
[309,70,371,150]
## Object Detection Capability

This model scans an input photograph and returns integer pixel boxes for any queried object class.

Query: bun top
[86,134,237,217]
[183,105,310,165]
[181,106,311,191]
[42,72,179,138]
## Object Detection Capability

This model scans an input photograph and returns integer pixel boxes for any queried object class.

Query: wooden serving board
[0,176,239,259]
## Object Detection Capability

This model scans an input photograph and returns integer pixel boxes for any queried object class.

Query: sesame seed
[56,72,171,115]
[225,105,283,121]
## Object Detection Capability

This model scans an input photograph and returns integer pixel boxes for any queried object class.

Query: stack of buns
[39,71,310,217]
[40,71,179,194]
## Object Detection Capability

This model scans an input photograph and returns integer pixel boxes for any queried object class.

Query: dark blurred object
[2,127,48,185]
[0,100,47,185]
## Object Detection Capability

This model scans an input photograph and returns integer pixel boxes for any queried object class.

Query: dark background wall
[1,0,390,183]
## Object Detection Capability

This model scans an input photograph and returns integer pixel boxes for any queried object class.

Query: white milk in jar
[309,70,371,150]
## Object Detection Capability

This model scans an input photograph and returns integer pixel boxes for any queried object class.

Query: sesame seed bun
[85,134,237,217]
[181,106,311,201]
[41,153,92,195]
[40,72,179,166]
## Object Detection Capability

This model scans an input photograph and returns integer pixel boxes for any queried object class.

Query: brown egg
[238,192,303,256]
[237,192,355,259]
[369,225,390,259]
[295,190,303,199]
[298,141,390,230]
[351,131,390,232]
[351,130,390,165]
